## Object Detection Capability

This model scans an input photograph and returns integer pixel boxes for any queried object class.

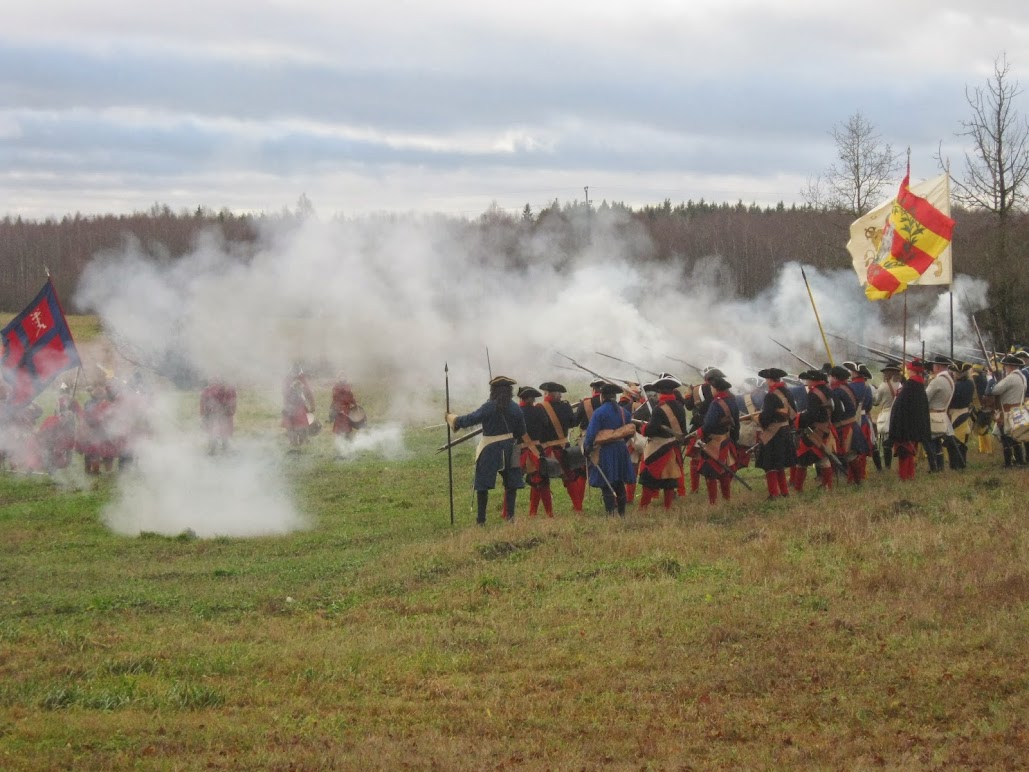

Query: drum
[348,405,367,429]
[563,445,587,470]
[542,456,563,478]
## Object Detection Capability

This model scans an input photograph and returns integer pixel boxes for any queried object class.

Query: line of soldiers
[444,349,1029,523]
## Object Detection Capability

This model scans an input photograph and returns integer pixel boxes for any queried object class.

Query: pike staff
[445,363,454,525]
[801,266,834,366]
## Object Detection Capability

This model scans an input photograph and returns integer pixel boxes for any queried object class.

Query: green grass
[1,396,1027,769]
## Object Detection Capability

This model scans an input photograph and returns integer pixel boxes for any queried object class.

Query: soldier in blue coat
[446,376,530,525]
[829,365,871,484]
[583,382,637,516]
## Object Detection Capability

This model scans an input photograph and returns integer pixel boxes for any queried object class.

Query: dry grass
[0,393,1026,769]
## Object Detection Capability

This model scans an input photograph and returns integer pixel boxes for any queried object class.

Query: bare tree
[950,55,1029,215]
[947,54,1029,346]
[806,112,899,216]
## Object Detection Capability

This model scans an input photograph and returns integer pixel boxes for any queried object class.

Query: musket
[594,351,661,378]
[827,333,906,364]
[436,427,483,453]
[801,427,846,473]
[770,338,818,371]
[444,363,455,526]
[663,354,705,377]
[694,439,752,490]
[486,347,493,379]
[555,352,635,390]
[970,314,996,375]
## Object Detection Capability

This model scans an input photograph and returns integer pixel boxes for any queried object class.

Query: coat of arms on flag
[1,280,81,405]
[855,171,956,301]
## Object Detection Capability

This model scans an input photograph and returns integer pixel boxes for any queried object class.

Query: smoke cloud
[73,207,989,536]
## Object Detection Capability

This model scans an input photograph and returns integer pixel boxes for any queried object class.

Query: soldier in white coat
[988,354,1029,468]
[872,361,902,470]
[925,355,965,471]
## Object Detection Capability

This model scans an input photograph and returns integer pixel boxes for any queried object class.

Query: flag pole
[902,294,908,370]
[445,362,455,526]
[800,266,834,366]
[946,158,954,360]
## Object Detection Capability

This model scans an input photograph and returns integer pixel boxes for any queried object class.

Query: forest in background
[0,198,1026,347]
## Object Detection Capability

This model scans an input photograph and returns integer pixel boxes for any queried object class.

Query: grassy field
[1,357,1027,768]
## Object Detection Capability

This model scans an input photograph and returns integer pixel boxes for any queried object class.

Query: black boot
[504,487,518,521]
[871,445,883,472]
[1003,444,1014,467]
[1015,445,1028,467]
[476,491,489,524]
[883,442,893,470]
[944,437,965,470]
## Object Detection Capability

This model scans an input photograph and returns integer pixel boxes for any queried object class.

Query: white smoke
[101,396,304,538]
[72,207,989,536]
[332,423,407,461]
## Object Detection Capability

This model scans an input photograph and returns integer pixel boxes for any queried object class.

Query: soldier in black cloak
[888,359,933,481]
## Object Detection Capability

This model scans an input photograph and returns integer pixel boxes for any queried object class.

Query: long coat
[453,399,526,491]
[583,400,637,487]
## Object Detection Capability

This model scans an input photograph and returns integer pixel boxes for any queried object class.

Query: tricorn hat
[489,375,517,388]
[599,382,623,397]
[1001,354,1023,367]
[538,382,567,393]
[829,365,851,381]
[842,360,859,372]
[709,376,732,392]
[757,367,788,380]
[703,367,725,380]
[589,377,606,390]
[652,374,682,391]
[517,386,542,400]
[857,364,873,379]
[930,354,953,368]
[880,360,902,373]
[799,369,828,382]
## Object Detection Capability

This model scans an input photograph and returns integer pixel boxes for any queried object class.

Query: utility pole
[584,186,591,243]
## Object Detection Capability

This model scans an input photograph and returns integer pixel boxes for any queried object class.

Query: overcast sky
[2,0,1027,219]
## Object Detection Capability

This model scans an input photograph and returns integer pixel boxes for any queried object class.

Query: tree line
[1,197,1025,347]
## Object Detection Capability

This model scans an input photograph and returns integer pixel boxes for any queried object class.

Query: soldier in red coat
[329,376,360,438]
[37,391,79,471]
[200,379,237,455]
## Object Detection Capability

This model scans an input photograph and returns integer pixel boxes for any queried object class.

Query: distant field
[0,393,1026,768]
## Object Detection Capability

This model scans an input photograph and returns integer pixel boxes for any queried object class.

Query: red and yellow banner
[863,173,955,300]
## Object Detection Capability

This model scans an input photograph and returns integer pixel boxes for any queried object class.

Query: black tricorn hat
[538,382,567,393]
[930,354,953,368]
[842,360,859,372]
[652,374,683,391]
[1001,354,1023,367]
[489,375,517,388]
[703,367,725,380]
[518,386,542,400]
[880,360,902,372]
[709,376,732,392]
[757,367,788,380]
[599,382,623,397]
[829,365,851,381]
[589,378,606,389]
[799,369,828,382]
[857,364,873,379]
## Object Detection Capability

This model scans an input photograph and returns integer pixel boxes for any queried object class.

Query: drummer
[329,374,362,438]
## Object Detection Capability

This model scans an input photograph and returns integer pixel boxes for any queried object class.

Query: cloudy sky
[2,0,1027,219]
